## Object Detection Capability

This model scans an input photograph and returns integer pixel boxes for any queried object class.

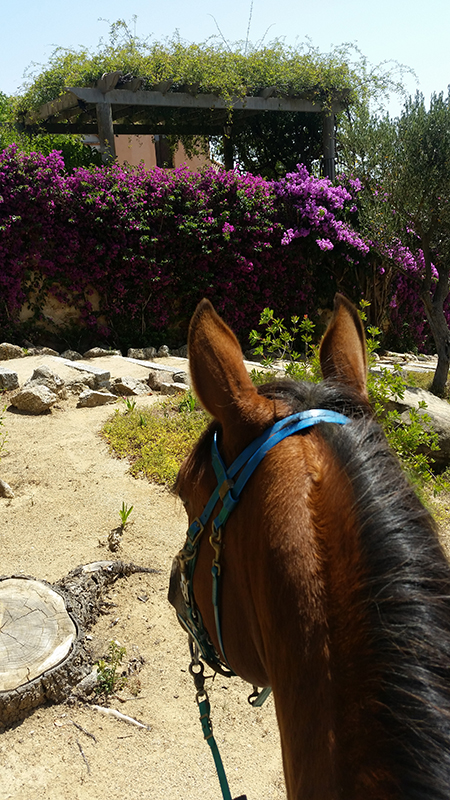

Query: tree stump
[0,561,158,729]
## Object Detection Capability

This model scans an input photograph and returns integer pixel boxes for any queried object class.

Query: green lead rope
[189,641,248,800]
[197,695,234,800]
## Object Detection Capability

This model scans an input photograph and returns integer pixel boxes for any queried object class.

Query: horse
[169,294,450,800]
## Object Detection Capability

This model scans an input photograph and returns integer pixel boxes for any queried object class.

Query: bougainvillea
[0,145,442,351]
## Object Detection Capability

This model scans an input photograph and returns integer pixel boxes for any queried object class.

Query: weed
[178,389,197,412]
[95,641,127,697]
[119,501,133,529]
[122,397,136,413]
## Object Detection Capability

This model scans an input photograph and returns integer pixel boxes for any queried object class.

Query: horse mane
[257,378,450,800]
[177,375,450,799]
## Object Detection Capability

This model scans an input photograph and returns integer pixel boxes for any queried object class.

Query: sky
[1,0,449,116]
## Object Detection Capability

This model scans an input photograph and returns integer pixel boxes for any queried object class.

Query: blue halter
[176,408,350,674]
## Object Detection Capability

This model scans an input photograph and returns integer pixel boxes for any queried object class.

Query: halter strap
[186,409,349,546]
[182,409,350,669]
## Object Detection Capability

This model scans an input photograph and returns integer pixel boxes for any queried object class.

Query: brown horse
[169,294,450,800]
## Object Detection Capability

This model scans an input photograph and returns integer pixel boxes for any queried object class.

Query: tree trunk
[418,231,450,396]
[0,561,157,729]
[421,286,450,395]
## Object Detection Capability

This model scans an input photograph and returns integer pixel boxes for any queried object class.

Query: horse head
[168,295,450,800]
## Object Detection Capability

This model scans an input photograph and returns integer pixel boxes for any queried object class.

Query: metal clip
[180,571,190,605]
[209,523,223,570]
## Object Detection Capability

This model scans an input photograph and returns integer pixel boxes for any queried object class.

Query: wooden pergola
[24,72,349,179]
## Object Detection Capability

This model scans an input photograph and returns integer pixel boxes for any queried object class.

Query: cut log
[0,561,158,729]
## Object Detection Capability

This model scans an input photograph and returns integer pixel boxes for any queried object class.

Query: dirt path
[0,390,284,800]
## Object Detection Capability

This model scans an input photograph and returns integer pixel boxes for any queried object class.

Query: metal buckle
[209,523,223,572]
[219,478,235,501]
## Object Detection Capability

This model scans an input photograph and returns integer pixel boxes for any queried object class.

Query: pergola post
[322,110,336,181]
[223,127,234,171]
[96,102,116,163]
[154,134,174,168]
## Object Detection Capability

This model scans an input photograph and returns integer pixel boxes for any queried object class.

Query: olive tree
[340,91,450,396]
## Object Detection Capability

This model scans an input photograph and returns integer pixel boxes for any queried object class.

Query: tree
[340,92,450,395]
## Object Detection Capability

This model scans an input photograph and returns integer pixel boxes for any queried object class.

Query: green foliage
[249,307,321,382]
[96,641,127,697]
[122,397,137,413]
[339,91,450,394]
[102,396,209,486]
[178,389,198,413]
[214,111,324,179]
[1,91,102,170]
[249,303,443,493]
[18,25,362,113]
[118,501,133,529]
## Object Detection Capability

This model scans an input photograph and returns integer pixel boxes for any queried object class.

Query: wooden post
[96,102,116,163]
[223,127,234,170]
[322,110,335,181]
[154,135,174,168]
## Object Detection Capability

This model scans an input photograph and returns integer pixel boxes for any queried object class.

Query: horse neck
[228,434,397,800]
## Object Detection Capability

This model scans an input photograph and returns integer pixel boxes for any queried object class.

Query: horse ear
[319,294,368,400]
[188,299,270,428]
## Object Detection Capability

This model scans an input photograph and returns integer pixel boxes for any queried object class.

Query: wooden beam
[96,103,116,162]
[67,87,346,115]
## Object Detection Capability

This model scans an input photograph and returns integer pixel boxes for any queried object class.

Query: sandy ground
[0,355,285,800]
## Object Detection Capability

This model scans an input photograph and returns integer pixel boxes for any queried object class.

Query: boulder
[60,350,83,361]
[24,365,67,399]
[11,385,58,414]
[160,382,188,396]
[111,377,150,396]
[0,343,24,360]
[0,367,19,391]
[156,345,170,358]
[147,369,174,391]
[77,389,117,408]
[127,347,157,360]
[172,371,189,385]
[83,347,121,358]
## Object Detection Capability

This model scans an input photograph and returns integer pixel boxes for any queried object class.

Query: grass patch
[101,395,209,486]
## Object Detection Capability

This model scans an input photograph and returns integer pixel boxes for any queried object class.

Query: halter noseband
[175,408,350,675]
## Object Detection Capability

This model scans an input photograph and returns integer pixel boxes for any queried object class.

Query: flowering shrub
[0,145,439,351]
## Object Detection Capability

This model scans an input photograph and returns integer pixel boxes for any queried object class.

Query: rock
[172,371,189,385]
[35,347,60,357]
[24,365,67,399]
[83,347,121,358]
[0,343,24,360]
[0,479,14,498]
[387,386,450,470]
[0,367,19,391]
[160,382,188,396]
[111,377,150,396]
[156,345,170,358]
[60,349,83,361]
[147,369,174,391]
[77,389,117,408]
[63,362,110,388]
[127,347,157,360]
[171,345,188,358]
[66,376,98,393]
[11,385,58,414]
